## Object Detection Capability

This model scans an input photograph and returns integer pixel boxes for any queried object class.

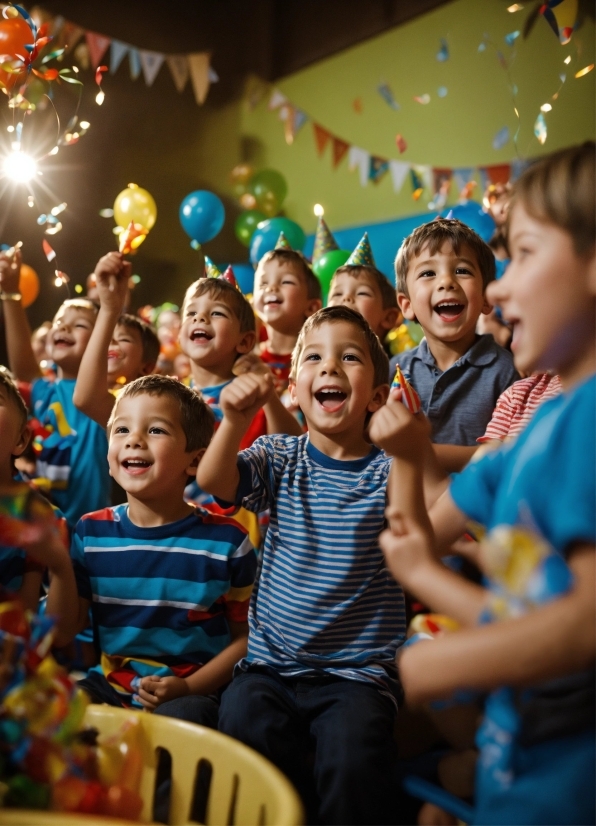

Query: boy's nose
[320,356,341,375]
[436,271,458,289]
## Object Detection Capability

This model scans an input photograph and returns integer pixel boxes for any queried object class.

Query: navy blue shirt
[389,335,519,445]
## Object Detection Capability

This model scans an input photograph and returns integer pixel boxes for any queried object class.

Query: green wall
[234,0,595,234]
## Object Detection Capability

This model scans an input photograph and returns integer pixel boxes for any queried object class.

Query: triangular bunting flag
[60,21,84,53]
[85,31,111,69]
[268,89,288,110]
[283,106,309,145]
[188,52,211,104]
[429,168,452,210]
[348,146,370,188]
[313,217,339,265]
[346,233,375,267]
[410,168,425,200]
[389,160,410,193]
[110,41,129,74]
[369,156,390,185]
[332,137,350,169]
[478,167,490,192]
[484,164,511,185]
[413,164,433,192]
[140,50,165,86]
[167,55,189,92]
[313,123,331,157]
[129,48,141,80]
[452,167,474,193]
[275,232,292,250]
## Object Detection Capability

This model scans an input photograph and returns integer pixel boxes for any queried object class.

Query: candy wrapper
[391,365,422,413]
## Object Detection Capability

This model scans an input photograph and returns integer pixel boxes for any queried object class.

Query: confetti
[27,196,34,208]
[395,134,408,153]
[352,98,363,114]
[575,64,594,79]
[118,221,148,255]
[413,94,430,105]
[51,203,67,216]
[507,3,524,11]
[74,284,83,294]
[99,208,114,218]
[534,112,547,144]
[504,30,520,46]
[478,42,486,52]
[436,38,449,62]
[131,274,141,284]
[377,82,400,111]
[437,86,448,97]
[36,214,47,225]
[493,126,510,150]
[54,270,69,285]
[42,240,56,261]
[45,222,62,235]
[564,55,571,64]
[540,103,552,112]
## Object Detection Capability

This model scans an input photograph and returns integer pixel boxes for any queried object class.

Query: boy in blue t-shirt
[198,305,440,824]
[0,248,110,528]
[66,375,257,727]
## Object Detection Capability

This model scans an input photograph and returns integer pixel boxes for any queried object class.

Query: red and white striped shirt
[478,373,563,443]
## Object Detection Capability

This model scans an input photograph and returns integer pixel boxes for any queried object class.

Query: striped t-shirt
[71,504,257,706]
[478,373,562,443]
[232,434,406,702]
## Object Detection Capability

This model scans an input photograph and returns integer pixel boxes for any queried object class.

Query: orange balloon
[19,264,39,308]
[0,16,33,90]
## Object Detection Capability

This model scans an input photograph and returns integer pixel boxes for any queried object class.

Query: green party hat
[274,232,292,250]
[312,217,339,266]
[204,256,222,278]
[345,232,375,267]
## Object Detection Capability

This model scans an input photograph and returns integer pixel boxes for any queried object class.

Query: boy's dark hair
[0,367,28,430]
[118,314,160,368]
[290,305,389,389]
[182,278,255,333]
[257,249,322,301]
[331,265,398,309]
[108,375,215,452]
[508,141,595,256]
[395,218,496,296]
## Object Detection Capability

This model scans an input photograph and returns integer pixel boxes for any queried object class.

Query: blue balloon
[179,190,225,245]
[441,201,496,242]
[249,217,306,265]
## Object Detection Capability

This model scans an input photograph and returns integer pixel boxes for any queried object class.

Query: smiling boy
[390,218,518,469]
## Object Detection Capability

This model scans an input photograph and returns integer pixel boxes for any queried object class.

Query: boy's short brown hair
[257,249,322,301]
[118,314,160,368]
[331,265,398,309]
[0,367,28,430]
[182,278,255,333]
[508,141,595,256]
[55,297,99,318]
[290,305,389,389]
[395,218,496,296]
[108,374,214,452]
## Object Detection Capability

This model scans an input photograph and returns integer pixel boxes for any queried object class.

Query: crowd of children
[0,141,593,826]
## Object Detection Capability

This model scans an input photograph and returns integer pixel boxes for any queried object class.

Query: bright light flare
[2,151,38,183]
[313,203,324,217]
[540,103,552,112]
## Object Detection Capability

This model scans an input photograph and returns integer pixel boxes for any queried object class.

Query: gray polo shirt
[389,335,519,445]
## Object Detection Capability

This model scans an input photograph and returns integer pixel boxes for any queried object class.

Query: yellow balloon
[113,183,157,232]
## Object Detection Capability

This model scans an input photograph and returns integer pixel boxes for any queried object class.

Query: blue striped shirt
[233,435,406,701]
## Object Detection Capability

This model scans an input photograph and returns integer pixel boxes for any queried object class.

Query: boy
[0,368,77,644]
[198,306,424,825]
[252,238,322,398]
[377,143,595,825]
[0,249,110,528]
[73,252,160,428]
[67,375,257,726]
[327,263,400,342]
[391,218,519,470]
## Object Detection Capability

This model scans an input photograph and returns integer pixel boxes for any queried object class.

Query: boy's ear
[480,294,493,316]
[368,384,390,413]
[140,361,156,377]
[305,298,322,319]
[236,330,257,355]
[397,292,417,322]
[379,307,401,333]
[288,379,298,408]
[186,447,207,477]
[12,424,31,459]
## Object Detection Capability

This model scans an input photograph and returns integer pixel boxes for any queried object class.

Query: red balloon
[0,16,33,90]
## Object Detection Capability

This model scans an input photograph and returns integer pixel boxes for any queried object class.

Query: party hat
[275,232,292,250]
[221,265,239,289]
[312,217,339,266]
[204,256,222,278]
[391,365,421,414]
[346,232,375,267]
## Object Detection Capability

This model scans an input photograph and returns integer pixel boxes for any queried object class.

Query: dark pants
[219,669,399,825]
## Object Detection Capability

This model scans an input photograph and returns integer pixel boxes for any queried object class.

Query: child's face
[254,258,320,335]
[488,203,596,379]
[289,321,386,436]
[47,306,96,378]
[108,393,199,500]
[0,384,28,475]
[398,241,490,347]
[107,324,147,384]
[179,292,253,370]
[327,272,398,338]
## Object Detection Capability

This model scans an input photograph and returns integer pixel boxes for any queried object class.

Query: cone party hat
[312,216,339,266]
[345,232,375,267]
[274,232,292,250]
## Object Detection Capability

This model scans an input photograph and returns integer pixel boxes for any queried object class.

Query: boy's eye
[419,270,435,278]
[149,426,167,434]
[343,353,361,362]
[455,267,472,275]
[304,353,320,361]
[211,310,226,318]
[282,279,296,286]
[114,426,129,434]
[357,291,372,297]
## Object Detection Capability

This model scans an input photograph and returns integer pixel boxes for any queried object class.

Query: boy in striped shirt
[66,375,257,727]
[198,306,440,824]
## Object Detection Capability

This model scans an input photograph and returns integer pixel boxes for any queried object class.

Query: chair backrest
[84,704,304,826]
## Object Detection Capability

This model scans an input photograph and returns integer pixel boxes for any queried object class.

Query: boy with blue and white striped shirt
[198,306,424,824]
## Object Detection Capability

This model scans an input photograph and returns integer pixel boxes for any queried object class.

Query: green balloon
[235,209,267,247]
[248,169,288,216]
[313,249,351,295]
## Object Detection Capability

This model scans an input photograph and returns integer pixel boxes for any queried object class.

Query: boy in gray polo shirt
[390,218,518,471]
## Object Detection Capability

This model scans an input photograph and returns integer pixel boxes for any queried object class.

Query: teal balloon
[313,249,351,294]
[250,217,306,264]
[248,169,288,217]
[235,209,267,247]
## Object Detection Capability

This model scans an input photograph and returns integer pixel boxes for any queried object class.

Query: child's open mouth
[108,349,121,360]
[190,329,213,342]
[53,336,73,347]
[122,458,152,475]
[314,387,347,412]
[433,301,465,321]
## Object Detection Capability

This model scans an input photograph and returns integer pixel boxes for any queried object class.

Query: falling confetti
[51,203,67,216]
[27,196,34,208]
[352,98,363,114]
[507,3,524,11]
[575,64,594,78]
[99,208,114,218]
[395,134,408,153]
[74,284,83,294]
[413,94,431,104]
[504,30,521,45]
[540,103,552,112]
[377,82,400,111]
[42,240,56,262]
[534,112,547,144]
[493,126,510,150]
[437,86,448,98]
[436,38,449,61]
[564,55,571,64]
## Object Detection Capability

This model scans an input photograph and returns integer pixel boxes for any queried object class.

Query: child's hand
[232,352,272,380]
[21,523,70,574]
[220,371,274,427]
[136,675,189,711]
[0,248,22,294]
[369,387,430,459]
[93,252,131,312]
[379,513,436,591]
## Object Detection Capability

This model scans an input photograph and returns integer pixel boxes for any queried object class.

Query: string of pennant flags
[23,9,219,105]
[255,83,530,206]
